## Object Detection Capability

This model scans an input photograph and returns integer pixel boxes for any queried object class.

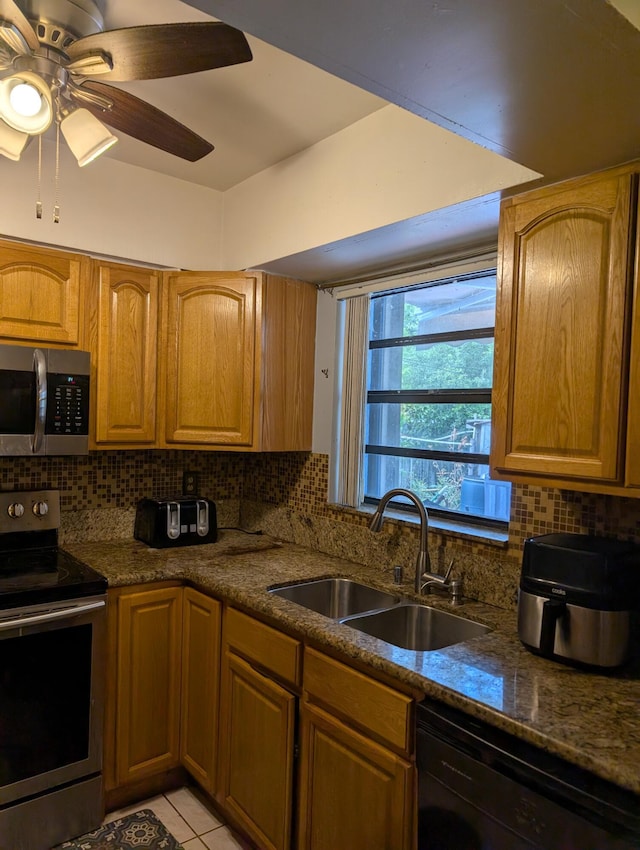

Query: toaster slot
[167,501,180,540]
[196,499,209,536]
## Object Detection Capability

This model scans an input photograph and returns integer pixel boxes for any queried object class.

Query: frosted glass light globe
[9,82,41,117]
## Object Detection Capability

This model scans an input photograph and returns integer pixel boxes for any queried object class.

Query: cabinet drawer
[303,647,412,753]
[225,607,301,688]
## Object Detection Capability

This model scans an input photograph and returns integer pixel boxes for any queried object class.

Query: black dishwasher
[417,699,640,849]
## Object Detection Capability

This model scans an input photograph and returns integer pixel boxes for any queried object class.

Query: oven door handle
[0,599,105,631]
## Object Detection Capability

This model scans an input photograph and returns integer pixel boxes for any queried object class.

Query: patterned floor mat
[53,808,183,850]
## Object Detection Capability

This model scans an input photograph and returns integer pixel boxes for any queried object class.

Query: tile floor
[105,785,251,849]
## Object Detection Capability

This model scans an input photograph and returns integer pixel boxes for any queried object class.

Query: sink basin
[269,577,398,619]
[344,603,490,651]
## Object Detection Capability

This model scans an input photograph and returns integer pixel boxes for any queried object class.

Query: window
[333,259,511,526]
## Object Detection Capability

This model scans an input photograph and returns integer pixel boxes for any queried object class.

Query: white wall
[0,140,225,269]
[221,104,539,270]
[312,290,339,454]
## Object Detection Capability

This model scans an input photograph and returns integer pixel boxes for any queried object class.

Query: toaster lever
[196,499,209,536]
[540,598,566,656]
[167,501,180,540]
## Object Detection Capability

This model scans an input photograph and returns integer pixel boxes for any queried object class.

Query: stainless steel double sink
[268,577,490,652]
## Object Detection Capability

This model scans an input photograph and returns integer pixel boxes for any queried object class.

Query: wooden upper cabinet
[0,238,88,346]
[90,262,159,447]
[625,206,640,487]
[160,271,259,447]
[0,236,317,453]
[492,169,635,485]
[159,270,317,451]
[260,273,317,451]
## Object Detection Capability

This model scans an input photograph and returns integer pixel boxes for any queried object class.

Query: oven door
[0,595,106,805]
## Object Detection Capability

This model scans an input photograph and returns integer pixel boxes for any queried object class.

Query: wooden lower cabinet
[106,584,183,790]
[217,608,300,850]
[181,588,222,794]
[299,648,415,850]
[297,702,413,850]
[106,589,416,850]
[218,651,296,850]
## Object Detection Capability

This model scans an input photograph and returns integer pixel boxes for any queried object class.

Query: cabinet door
[218,651,296,850]
[161,271,258,447]
[0,239,88,345]
[297,702,413,850]
[92,262,159,445]
[181,588,221,794]
[260,274,317,451]
[114,586,182,787]
[492,172,634,482]
[624,195,640,487]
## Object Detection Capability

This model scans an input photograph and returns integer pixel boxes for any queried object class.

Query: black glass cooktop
[0,538,107,609]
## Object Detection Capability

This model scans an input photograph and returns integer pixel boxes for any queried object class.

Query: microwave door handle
[32,348,47,454]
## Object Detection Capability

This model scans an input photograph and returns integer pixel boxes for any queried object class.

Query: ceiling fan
[0,0,253,165]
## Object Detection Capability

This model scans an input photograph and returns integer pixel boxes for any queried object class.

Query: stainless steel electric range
[0,490,107,850]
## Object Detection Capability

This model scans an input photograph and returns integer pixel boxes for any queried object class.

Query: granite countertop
[65,531,640,797]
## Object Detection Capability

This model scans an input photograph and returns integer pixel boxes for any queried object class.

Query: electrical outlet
[182,470,199,496]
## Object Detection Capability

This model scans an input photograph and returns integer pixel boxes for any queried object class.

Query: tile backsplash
[0,451,244,509]
[3,450,640,609]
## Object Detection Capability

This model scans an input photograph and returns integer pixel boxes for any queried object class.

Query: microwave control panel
[46,373,90,435]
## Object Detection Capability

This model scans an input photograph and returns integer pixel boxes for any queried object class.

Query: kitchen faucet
[368,488,462,602]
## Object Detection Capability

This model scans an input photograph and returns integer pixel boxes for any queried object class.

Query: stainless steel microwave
[0,343,90,455]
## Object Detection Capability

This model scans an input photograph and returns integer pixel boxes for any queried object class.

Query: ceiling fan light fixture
[0,71,53,134]
[0,116,28,160]
[60,107,117,166]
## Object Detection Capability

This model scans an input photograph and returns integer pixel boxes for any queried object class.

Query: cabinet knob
[7,502,24,518]
[32,500,49,518]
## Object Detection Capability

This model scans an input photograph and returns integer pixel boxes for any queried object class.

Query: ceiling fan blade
[66,22,252,82]
[0,0,39,51]
[71,81,214,162]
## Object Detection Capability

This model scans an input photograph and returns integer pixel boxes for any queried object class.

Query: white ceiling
[96,0,388,191]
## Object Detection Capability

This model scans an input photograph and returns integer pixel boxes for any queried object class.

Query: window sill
[333,502,509,549]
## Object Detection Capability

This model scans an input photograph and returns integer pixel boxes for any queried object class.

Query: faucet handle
[443,559,455,581]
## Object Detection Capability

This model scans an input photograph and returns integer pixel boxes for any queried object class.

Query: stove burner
[0,550,60,573]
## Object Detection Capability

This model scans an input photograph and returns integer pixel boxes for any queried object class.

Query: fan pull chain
[36,136,42,220]
[53,122,61,224]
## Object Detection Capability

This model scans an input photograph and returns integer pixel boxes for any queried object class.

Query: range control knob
[7,502,24,518]
[32,500,49,518]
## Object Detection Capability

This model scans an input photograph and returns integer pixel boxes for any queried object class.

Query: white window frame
[330,251,508,528]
